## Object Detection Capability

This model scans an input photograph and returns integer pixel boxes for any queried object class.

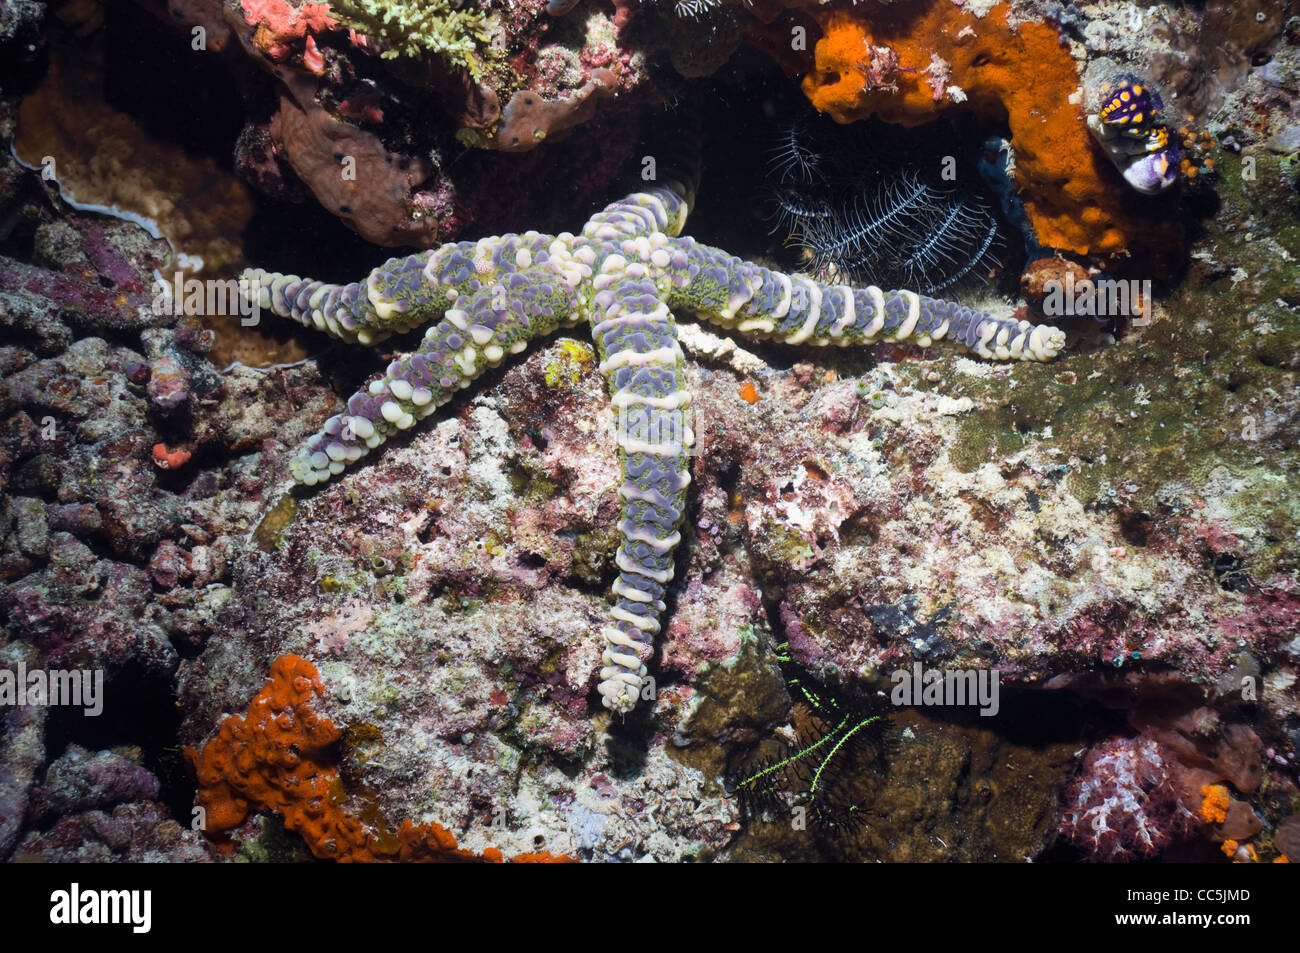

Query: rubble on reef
[0,0,1298,862]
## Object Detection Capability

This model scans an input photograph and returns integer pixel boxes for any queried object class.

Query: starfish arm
[583,182,694,243]
[243,251,444,346]
[288,266,578,485]
[243,233,565,347]
[661,242,1067,361]
[589,271,692,713]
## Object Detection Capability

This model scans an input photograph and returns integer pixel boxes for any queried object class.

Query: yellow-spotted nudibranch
[1087,76,1180,194]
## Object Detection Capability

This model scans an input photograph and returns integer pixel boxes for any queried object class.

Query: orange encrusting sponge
[187,654,574,862]
[798,0,1182,262]
[1199,783,1231,825]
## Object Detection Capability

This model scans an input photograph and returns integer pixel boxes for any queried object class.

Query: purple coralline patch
[13,802,218,863]
[779,600,828,670]
[0,228,166,335]
[0,700,44,858]
[660,571,763,682]
[33,743,160,818]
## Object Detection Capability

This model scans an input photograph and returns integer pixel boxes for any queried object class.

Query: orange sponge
[1199,783,1230,825]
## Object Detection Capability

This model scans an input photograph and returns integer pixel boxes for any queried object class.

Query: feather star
[241,175,1065,714]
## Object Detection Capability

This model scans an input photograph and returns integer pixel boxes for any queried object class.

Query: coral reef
[0,0,1297,867]
[789,0,1184,265]
[188,653,571,860]
[242,170,1065,712]
[13,801,219,862]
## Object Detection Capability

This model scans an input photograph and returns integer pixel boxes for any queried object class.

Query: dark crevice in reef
[708,460,750,562]
[1118,509,1153,548]
[64,524,132,570]
[601,720,654,779]
[102,4,246,170]
[41,661,191,824]
[101,0,383,284]
[689,59,1027,294]
[715,459,742,500]
[92,327,154,361]
[1209,550,1251,592]
[726,638,1133,860]
[243,189,390,290]
[561,555,616,599]
[681,95,1034,378]
[756,581,793,668]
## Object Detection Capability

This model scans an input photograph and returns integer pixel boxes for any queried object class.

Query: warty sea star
[242,174,1066,714]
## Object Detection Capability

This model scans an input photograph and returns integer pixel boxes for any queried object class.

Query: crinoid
[767,120,825,187]
[728,643,889,833]
[671,0,724,18]
[765,118,1003,296]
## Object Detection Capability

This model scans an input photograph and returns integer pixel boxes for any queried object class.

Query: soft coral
[1060,736,1196,860]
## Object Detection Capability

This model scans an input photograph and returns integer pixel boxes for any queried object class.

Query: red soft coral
[1059,736,1196,861]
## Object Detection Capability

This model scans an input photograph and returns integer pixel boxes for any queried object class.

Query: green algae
[233,816,317,863]
[570,524,619,586]
[750,520,816,569]
[341,721,386,765]
[376,573,410,602]
[945,149,1299,577]
[507,458,559,504]
[319,573,349,595]
[251,492,299,553]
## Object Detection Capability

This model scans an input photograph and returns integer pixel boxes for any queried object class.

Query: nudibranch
[1087,76,1180,194]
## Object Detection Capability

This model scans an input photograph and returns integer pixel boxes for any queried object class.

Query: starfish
[242,175,1066,714]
